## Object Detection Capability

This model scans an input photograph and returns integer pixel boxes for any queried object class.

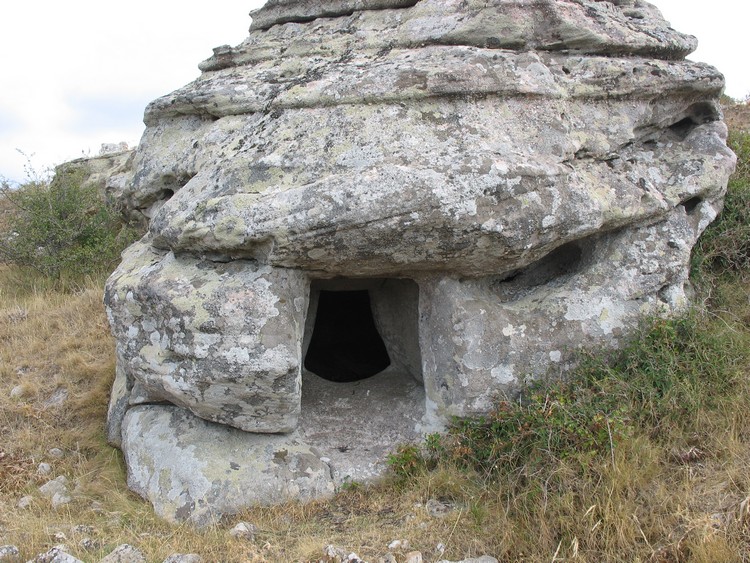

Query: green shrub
[693,130,750,280]
[0,166,137,282]
[390,312,747,480]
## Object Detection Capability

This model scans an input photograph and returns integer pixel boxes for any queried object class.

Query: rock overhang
[104,0,736,525]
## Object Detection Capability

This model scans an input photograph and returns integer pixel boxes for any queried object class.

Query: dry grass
[725,101,750,133]
[0,265,748,562]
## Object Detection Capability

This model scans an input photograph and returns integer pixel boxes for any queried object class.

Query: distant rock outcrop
[104,0,735,525]
[56,144,134,195]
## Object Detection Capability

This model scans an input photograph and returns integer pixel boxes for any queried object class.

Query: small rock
[161,555,202,563]
[52,533,67,543]
[0,545,20,562]
[51,492,72,508]
[78,538,99,551]
[228,521,256,541]
[320,545,362,563]
[27,546,83,563]
[44,388,68,409]
[48,448,64,459]
[426,498,452,518]
[39,476,68,498]
[9,385,25,400]
[387,540,409,550]
[38,477,72,507]
[404,552,423,563]
[17,495,33,509]
[37,463,52,475]
[99,544,146,563]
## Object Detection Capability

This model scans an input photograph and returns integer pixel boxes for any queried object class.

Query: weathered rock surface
[105,243,308,435]
[0,546,20,563]
[121,404,335,526]
[56,147,134,195]
[25,546,82,563]
[119,368,425,523]
[98,544,145,563]
[38,476,72,508]
[105,0,735,522]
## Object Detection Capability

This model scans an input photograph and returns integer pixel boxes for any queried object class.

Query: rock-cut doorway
[298,278,427,481]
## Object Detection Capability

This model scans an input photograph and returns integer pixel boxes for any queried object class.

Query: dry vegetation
[1,113,750,562]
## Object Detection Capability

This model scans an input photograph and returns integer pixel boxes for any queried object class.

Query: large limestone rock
[104,0,735,523]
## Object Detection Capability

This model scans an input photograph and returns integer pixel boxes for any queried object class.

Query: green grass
[693,131,750,282]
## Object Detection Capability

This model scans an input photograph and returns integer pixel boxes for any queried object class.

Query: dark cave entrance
[302,278,423,384]
[304,290,391,382]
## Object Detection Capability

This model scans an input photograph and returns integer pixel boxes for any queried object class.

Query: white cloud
[653,0,750,99]
[0,1,263,181]
[0,0,747,182]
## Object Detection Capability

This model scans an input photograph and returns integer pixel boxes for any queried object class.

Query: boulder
[105,243,308,435]
[120,405,335,526]
[104,0,735,522]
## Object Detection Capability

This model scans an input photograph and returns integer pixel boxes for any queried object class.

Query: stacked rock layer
[105,0,735,525]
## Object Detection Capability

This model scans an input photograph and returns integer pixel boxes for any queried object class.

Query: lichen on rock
[104,0,735,524]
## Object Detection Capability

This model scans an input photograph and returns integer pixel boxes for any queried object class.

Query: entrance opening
[304,290,391,382]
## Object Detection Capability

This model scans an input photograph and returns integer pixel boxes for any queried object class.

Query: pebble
[37,463,52,475]
[387,540,409,550]
[78,538,99,551]
[404,552,423,563]
[99,544,146,563]
[17,495,33,509]
[426,498,453,518]
[44,388,68,408]
[229,521,256,541]
[320,545,366,563]
[48,448,65,459]
[39,476,72,507]
[9,386,25,400]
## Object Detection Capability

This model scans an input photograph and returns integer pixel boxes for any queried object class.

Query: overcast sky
[1,0,747,183]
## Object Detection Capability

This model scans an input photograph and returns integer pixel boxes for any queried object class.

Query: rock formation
[56,144,134,196]
[104,0,735,525]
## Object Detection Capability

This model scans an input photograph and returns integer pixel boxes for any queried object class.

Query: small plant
[387,444,429,479]
[396,309,746,481]
[435,376,628,477]
[693,130,750,281]
[339,478,363,492]
[0,165,138,283]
